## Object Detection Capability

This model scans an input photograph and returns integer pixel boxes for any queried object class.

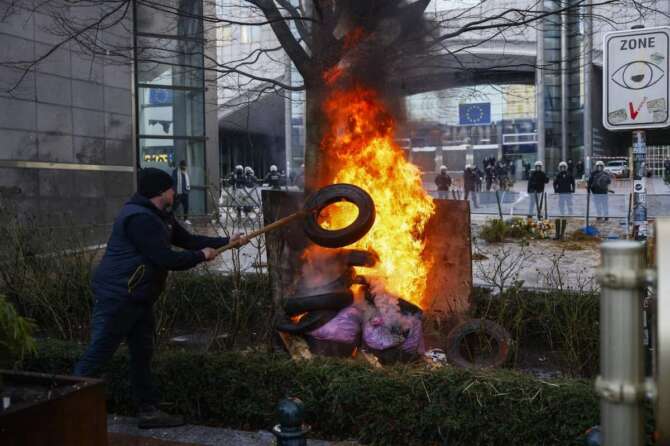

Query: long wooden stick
[215,209,310,254]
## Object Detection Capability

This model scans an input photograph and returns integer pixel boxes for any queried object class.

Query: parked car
[604,160,630,178]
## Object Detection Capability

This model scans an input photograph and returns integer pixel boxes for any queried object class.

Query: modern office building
[215,0,670,176]
[0,0,219,234]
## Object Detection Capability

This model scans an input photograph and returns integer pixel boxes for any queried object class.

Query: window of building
[134,0,207,215]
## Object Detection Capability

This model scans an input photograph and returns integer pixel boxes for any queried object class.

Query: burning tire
[283,291,354,316]
[275,310,339,334]
[339,249,379,267]
[303,184,375,248]
[445,319,511,369]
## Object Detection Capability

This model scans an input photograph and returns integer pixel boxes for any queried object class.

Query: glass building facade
[540,0,585,170]
[134,0,208,213]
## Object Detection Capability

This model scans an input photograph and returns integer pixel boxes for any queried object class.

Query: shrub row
[21,339,611,446]
[472,288,600,377]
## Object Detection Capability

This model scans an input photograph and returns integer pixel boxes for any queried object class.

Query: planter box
[0,370,107,446]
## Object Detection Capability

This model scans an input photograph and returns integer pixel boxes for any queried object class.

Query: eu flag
[149,88,173,105]
[459,103,491,126]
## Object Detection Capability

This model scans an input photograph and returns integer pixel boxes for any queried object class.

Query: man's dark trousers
[74,295,158,408]
[176,193,189,219]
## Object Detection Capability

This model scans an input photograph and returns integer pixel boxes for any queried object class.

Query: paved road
[108,416,353,446]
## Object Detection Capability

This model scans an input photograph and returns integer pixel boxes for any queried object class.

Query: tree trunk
[303,83,329,193]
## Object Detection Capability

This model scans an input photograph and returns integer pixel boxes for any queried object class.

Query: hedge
[19,339,615,446]
[472,288,600,377]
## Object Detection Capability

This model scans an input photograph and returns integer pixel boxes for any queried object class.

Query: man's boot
[553,219,561,240]
[138,405,185,429]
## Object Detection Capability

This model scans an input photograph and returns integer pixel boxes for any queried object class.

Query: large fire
[317,86,435,308]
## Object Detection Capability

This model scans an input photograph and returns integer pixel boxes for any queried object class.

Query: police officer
[229,165,246,189]
[528,160,549,218]
[496,159,509,190]
[227,165,247,220]
[485,162,496,191]
[434,165,452,199]
[244,166,258,188]
[74,168,245,429]
[264,165,282,190]
[588,161,611,221]
[553,161,575,240]
[463,164,479,208]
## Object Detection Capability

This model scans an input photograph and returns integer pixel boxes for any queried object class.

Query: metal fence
[429,190,670,220]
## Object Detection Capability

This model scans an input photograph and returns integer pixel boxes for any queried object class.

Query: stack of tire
[276,184,376,356]
[277,250,379,356]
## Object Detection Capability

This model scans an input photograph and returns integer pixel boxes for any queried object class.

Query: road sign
[603,26,670,130]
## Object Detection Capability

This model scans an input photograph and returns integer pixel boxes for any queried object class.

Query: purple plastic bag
[400,315,425,354]
[362,315,405,350]
[307,305,363,344]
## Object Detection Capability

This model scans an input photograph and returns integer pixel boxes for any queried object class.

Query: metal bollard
[596,241,647,446]
[272,397,310,446]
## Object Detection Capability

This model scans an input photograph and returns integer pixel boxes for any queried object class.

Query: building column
[536,0,546,165]
[583,0,593,177]
[560,1,569,163]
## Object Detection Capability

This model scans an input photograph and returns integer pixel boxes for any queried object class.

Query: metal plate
[656,219,670,445]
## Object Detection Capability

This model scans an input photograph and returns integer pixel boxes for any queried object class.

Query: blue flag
[459,103,491,126]
[149,88,173,105]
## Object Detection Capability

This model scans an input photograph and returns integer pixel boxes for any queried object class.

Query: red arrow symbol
[628,97,647,120]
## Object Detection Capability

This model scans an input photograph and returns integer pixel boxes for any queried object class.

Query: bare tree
[2,0,668,185]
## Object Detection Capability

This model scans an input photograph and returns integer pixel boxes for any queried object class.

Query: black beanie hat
[138,168,174,198]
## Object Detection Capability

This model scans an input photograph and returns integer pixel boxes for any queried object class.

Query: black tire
[275,310,339,334]
[397,298,422,316]
[297,269,355,296]
[339,249,379,267]
[445,319,511,369]
[283,291,353,316]
[303,184,375,248]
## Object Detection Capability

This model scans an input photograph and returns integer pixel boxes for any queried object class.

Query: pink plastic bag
[307,305,362,344]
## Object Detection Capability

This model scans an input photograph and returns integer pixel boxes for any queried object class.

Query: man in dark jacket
[527,160,549,218]
[75,168,243,429]
[435,165,452,199]
[485,163,496,191]
[171,160,190,225]
[553,161,575,240]
[495,160,508,190]
[463,164,479,208]
[588,161,611,220]
[576,159,584,178]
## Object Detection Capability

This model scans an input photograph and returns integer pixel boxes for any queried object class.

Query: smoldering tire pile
[277,248,426,363]
[275,184,425,363]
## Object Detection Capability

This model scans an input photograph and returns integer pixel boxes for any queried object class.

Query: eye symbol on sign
[612,61,665,90]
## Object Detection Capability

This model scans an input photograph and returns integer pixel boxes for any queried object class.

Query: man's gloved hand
[229,233,249,247]
[201,247,218,261]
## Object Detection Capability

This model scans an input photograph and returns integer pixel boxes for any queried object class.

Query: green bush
[473,288,599,377]
[479,219,509,243]
[0,294,36,369]
[23,339,609,446]
[156,271,273,349]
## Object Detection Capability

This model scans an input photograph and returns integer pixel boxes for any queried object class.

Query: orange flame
[318,86,435,308]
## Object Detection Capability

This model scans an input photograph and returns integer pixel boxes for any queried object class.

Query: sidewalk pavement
[108,416,356,446]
